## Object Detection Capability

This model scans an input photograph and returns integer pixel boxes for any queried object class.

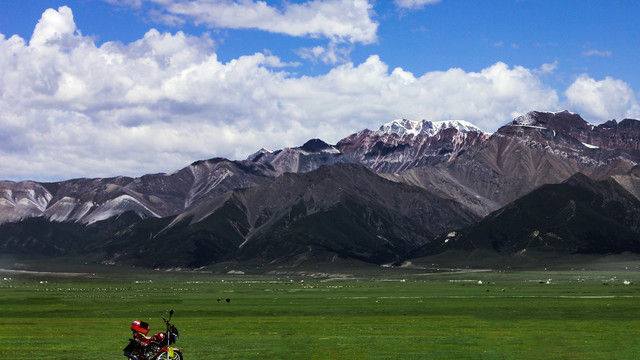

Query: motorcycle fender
[159,347,181,355]
[123,339,138,352]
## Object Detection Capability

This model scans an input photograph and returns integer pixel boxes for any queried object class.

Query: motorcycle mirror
[170,309,174,316]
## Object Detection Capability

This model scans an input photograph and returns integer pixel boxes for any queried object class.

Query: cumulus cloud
[107,0,377,64]
[125,0,378,44]
[30,6,79,46]
[2,6,636,181]
[565,75,639,121]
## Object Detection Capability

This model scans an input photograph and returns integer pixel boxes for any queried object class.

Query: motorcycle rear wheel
[154,351,183,360]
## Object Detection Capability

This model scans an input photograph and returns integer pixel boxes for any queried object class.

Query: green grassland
[2,257,640,359]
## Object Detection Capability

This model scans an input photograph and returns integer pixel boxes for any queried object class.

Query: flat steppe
[2,254,640,359]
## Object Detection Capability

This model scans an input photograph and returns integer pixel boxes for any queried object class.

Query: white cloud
[107,0,377,64]
[3,6,636,182]
[583,48,612,57]
[295,40,353,64]
[395,0,441,10]
[536,61,558,75]
[103,0,144,8]
[138,0,379,45]
[30,6,78,46]
[565,75,638,121]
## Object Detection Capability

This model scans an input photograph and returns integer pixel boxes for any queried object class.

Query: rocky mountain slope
[611,166,640,200]
[1,164,479,267]
[246,139,350,174]
[335,119,489,173]
[1,111,640,268]
[417,168,640,258]
[0,158,279,225]
[0,118,486,226]
[387,111,640,218]
[513,110,640,151]
[247,119,488,175]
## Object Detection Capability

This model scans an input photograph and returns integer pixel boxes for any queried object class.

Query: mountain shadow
[415,172,640,259]
[100,163,480,267]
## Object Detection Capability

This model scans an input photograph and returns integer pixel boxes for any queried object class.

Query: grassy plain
[2,257,640,359]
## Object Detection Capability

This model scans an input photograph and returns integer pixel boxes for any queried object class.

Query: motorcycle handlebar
[163,310,174,326]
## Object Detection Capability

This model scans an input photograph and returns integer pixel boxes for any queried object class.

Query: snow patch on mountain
[513,112,541,126]
[298,146,341,155]
[298,139,340,154]
[255,148,274,155]
[83,194,160,224]
[246,148,275,161]
[512,124,547,130]
[45,196,79,222]
[512,110,579,126]
[376,119,483,137]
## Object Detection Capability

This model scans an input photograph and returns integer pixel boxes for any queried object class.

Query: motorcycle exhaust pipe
[123,352,139,360]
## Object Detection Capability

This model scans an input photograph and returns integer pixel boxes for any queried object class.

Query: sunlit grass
[2,266,640,359]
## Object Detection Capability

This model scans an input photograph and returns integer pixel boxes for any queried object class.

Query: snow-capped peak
[512,113,539,126]
[376,118,483,137]
[246,147,274,161]
[256,147,274,154]
[512,110,578,126]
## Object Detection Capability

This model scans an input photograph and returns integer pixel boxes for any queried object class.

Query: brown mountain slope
[0,158,279,225]
[388,112,640,218]
[100,163,480,267]
[415,171,640,258]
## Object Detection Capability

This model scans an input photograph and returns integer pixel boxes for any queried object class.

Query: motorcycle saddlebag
[123,339,138,358]
[131,320,150,335]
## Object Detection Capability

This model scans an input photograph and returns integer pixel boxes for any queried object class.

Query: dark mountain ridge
[335,125,488,173]
[417,168,640,259]
[514,110,640,151]
[0,158,279,225]
[1,164,479,267]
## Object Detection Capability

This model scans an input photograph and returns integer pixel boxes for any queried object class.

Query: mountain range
[1,111,639,268]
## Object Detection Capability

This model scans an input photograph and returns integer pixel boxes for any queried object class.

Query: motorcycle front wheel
[154,351,183,360]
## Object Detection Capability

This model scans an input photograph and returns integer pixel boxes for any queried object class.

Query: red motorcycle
[123,310,183,360]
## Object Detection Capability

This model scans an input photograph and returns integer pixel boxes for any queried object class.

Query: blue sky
[1,0,639,181]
